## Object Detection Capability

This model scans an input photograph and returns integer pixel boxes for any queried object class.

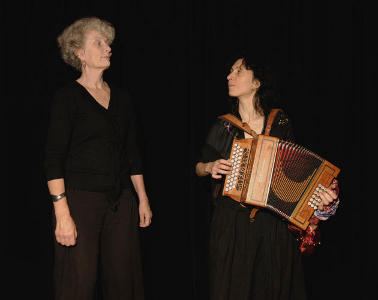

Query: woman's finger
[216,168,231,175]
[319,191,333,207]
[317,202,324,211]
[140,212,149,227]
[325,188,338,200]
[218,164,232,171]
[218,159,232,166]
[328,178,339,195]
[214,161,231,171]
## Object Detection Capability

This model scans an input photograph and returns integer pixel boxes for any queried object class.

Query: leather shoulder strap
[263,108,281,136]
[218,114,258,138]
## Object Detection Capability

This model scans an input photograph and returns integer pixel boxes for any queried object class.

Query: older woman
[44,17,152,300]
[195,54,340,300]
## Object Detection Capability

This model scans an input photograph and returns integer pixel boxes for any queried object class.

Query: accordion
[222,135,340,230]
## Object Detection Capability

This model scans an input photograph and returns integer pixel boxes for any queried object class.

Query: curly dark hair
[227,51,278,117]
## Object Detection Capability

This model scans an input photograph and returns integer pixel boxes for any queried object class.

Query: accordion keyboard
[224,140,252,197]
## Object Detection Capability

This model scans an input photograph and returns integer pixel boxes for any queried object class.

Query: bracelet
[51,192,66,202]
[314,198,340,220]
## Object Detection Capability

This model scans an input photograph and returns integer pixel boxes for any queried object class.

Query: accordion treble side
[222,135,340,230]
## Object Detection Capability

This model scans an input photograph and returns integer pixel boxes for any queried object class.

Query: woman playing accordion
[195,53,339,300]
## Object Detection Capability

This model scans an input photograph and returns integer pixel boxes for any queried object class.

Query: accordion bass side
[222,135,340,230]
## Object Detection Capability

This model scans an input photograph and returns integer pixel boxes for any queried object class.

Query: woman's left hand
[139,199,152,227]
[317,178,339,211]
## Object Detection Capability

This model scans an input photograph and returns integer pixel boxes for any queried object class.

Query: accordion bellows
[222,135,340,230]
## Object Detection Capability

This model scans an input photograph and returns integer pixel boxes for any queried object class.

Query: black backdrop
[3,0,377,299]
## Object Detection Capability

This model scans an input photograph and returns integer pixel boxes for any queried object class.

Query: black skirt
[209,196,307,300]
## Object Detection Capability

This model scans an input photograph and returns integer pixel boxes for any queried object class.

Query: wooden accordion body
[222,135,340,230]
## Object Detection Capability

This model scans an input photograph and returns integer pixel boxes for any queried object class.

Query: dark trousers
[53,189,144,300]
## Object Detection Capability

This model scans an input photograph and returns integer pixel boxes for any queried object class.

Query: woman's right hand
[47,179,77,246]
[55,214,77,246]
[206,159,232,179]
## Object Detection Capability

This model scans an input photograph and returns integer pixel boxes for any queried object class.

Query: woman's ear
[75,48,85,61]
[252,78,261,90]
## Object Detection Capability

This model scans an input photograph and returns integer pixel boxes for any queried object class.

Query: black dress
[199,110,307,300]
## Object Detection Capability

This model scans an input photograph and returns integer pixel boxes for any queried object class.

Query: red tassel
[288,215,321,255]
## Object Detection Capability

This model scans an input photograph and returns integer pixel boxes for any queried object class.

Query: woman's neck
[238,93,262,122]
[77,68,105,89]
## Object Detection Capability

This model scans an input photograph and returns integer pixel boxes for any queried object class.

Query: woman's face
[77,30,112,70]
[227,58,260,98]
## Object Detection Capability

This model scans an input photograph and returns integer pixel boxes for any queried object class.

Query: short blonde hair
[57,17,115,71]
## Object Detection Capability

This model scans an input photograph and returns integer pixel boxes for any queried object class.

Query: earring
[82,61,86,70]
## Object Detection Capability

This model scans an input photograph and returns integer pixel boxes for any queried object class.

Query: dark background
[3,0,377,299]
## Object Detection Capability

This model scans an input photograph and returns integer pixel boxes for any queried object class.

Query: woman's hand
[130,174,152,227]
[48,178,77,246]
[139,198,152,228]
[317,178,339,211]
[206,159,232,179]
[55,213,77,246]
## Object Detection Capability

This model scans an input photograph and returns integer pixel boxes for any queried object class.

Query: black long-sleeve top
[44,81,143,206]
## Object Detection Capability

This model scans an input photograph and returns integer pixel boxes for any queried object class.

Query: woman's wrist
[53,198,71,218]
[137,193,149,204]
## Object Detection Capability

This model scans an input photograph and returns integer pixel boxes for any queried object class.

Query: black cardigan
[44,81,143,206]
